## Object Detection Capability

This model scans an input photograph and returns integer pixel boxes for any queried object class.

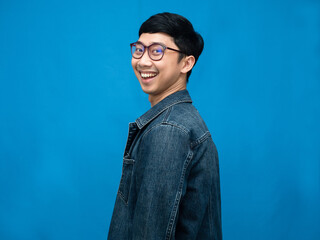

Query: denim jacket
[108,90,222,240]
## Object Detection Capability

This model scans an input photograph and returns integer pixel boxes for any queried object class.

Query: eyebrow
[136,41,165,46]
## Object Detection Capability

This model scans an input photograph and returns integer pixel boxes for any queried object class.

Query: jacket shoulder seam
[190,131,211,149]
[141,121,190,141]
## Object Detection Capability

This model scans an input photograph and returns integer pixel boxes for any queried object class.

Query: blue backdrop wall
[1,0,319,239]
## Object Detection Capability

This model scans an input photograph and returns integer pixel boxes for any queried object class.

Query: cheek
[131,58,136,69]
[160,62,178,77]
[159,57,180,73]
[131,60,140,78]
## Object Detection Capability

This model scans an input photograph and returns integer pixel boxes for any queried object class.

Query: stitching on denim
[117,158,135,206]
[141,120,189,141]
[161,122,189,135]
[161,105,189,135]
[117,191,128,206]
[163,105,172,121]
[136,100,192,129]
[190,131,211,149]
[165,150,193,240]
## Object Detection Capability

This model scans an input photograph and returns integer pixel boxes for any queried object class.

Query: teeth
[141,73,157,78]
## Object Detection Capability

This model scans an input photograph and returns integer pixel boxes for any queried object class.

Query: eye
[153,49,163,53]
[132,43,144,56]
[136,47,143,53]
[150,45,164,55]
[135,45,144,53]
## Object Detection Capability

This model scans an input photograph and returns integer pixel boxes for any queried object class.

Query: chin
[141,87,153,95]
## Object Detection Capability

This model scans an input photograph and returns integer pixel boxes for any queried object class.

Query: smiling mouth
[140,72,158,79]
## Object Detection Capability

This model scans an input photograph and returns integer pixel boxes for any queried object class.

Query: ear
[180,55,196,74]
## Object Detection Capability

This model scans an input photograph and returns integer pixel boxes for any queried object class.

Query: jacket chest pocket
[118,158,135,204]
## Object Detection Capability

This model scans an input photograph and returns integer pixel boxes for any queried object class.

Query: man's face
[131,32,187,105]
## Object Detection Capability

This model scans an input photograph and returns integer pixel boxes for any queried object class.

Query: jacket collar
[136,90,192,129]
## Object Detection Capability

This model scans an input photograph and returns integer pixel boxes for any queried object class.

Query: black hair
[139,12,204,81]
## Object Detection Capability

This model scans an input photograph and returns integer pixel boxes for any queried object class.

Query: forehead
[138,32,176,46]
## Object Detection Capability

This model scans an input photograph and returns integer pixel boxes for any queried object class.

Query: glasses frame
[130,41,185,61]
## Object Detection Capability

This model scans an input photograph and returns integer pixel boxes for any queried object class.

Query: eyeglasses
[130,41,184,61]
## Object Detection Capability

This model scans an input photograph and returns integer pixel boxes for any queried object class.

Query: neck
[149,85,186,107]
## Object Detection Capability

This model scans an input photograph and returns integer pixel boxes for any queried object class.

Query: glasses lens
[131,43,144,58]
[149,44,164,60]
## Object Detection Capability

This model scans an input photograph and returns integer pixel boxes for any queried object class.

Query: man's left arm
[132,124,192,239]
[175,136,222,239]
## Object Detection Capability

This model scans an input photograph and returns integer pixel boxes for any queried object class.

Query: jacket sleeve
[175,134,222,239]
[132,123,192,240]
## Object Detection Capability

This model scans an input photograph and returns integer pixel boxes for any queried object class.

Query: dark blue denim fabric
[108,90,222,240]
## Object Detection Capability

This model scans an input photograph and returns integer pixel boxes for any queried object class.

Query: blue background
[1,0,319,239]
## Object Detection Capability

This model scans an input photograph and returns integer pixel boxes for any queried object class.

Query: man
[108,12,222,240]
